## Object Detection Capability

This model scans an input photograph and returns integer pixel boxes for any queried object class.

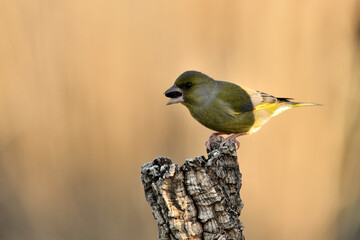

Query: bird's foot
[205,132,226,150]
[220,132,248,149]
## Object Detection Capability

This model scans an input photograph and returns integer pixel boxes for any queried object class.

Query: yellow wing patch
[253,102,281,114]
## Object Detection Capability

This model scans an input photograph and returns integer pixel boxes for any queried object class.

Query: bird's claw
[205,132,247,150]
[205,132,226,150]
[205,139,212,150]
[220,136,240,149]
[220,132,247,150]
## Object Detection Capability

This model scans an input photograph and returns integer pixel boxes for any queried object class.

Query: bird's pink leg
[205,132,227,149]
[220,132,248,149]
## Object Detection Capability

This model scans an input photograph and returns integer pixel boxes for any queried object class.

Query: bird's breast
[186,103,255,134]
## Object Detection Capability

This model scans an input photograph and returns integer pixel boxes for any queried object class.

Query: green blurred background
[1,1,359,240]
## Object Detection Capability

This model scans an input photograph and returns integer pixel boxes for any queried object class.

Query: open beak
[164,84,184,105]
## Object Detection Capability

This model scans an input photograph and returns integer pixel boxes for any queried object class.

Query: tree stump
[141,137,245,240]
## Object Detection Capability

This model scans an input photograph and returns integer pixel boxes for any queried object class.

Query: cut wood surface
[141,137,245,240]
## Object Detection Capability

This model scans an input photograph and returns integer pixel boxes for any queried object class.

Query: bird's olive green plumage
[165,70,319,137]
[167,71,255,134]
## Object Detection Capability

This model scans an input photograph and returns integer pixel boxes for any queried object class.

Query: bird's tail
[289,102,322,108]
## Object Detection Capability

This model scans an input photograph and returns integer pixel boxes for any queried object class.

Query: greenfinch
[165,71,319,149]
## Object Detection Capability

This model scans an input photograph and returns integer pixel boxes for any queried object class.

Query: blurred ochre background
[1,1,359,240]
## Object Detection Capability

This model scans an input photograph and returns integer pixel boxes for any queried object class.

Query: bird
[164,71,320,149]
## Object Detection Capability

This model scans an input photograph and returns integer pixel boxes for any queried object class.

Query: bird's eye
[184,82,193,89]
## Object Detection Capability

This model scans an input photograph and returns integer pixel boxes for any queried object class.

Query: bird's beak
[164,84,184,105]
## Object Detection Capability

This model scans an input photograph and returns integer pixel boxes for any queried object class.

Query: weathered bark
[141,137,245,240]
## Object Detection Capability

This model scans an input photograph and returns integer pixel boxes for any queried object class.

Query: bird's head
[164,71,215,106]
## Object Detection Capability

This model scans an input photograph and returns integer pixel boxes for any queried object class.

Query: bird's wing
[216,81,255,115]
[242,87,293,109]
[240,86,319,134]
[240,87,296,133]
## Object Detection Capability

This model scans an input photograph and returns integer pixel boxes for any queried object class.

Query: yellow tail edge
[290,102,322,107]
